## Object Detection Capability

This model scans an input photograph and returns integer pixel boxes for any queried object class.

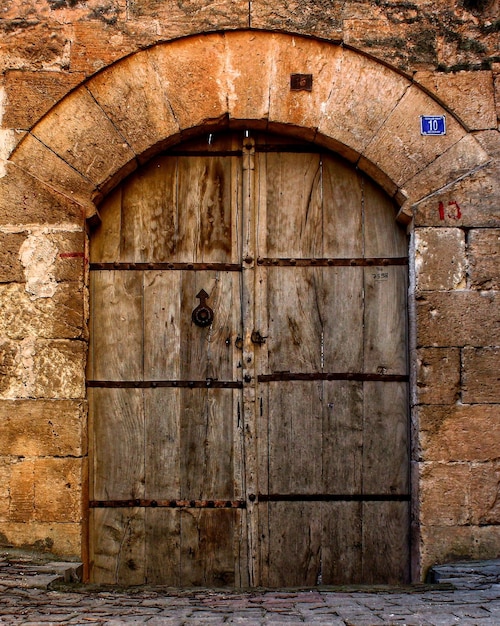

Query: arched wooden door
[88,132,410,587]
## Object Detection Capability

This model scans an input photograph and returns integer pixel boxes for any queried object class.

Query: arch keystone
[148,35,228,133]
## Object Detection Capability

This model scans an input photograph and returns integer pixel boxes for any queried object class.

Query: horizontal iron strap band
[165,146,327,156]
[90,499,246,509]
[258,373,408,383]
[168,150,242,157]
[257,257,407,267]
[90,259,407,271]
[87,380,242,389]
[258,494,410,502]
[90,262,241,271]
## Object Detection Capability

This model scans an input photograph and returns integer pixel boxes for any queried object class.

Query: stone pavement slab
[0,551,499,625]
[1,586,499,625]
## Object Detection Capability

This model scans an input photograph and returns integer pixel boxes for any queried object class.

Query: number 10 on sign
[420,115,446,135]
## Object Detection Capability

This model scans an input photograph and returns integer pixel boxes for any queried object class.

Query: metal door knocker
[192,289,214,327]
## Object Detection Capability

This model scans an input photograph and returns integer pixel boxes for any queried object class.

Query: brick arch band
[7,30,490,225]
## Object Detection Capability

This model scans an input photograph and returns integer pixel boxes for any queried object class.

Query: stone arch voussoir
[8,31,491,225]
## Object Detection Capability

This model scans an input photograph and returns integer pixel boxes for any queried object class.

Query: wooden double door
[88,132,409,587]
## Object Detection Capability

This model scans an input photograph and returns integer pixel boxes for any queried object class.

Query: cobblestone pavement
[1,552,499,625]
[2,584,500,626]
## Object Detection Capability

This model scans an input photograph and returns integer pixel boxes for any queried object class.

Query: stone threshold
[0,548,82,589]
[428,559,500,589]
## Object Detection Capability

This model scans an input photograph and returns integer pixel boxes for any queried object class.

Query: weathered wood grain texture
[254,142,409,586]
[322,154,364,258]
[176,156,234,262]
[266,267,323,373]
[321,502,363,584]
[362,502,410,584]
[89,140,245,585]
[144,388,181,500]
[120,156,178,263]
[145,509,180,585]
[267,381,323,493]
[363,266,408,374]
[264,502,322,587]
[180,509,239,586]
[180,389,235,500]
[322,268,364,372]
[322,381,364,493]
[143,271,182,380]
[265,152,323,258]
[90,271,143,380]
[90,508,146,585]
[89,132,409,586]
[363,381,409,494]
[90,388,145,501]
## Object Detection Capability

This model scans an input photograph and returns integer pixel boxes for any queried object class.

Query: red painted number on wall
[439,201,462,220]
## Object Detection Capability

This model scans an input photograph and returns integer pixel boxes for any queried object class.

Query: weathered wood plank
[144,388,181,500]
[180,389,235,501]
[176,155,234,263]
[265,267,323,374]
[234,508,249,588]
[322,381,363,493]
[241,138,260,587]
[267,381,323,494]
[363,381,409,494]
[362,501,410,584]
[91,388,145,501]
[90,270,143,381]
[264,502,322,587]
[180,509,238,587]
[144,270,182,381]
[322,153,363,258]
[321,502,363,584]
[363,265,408,375]
[145,509,180,585]
[265,152,323,258]
[321,267,364,372]
[120,155,178,262]
[90,508,145,584]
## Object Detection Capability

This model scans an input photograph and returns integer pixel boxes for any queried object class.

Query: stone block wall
[0,223,87,554]
[414,175,500,571]
[0,1,499,580]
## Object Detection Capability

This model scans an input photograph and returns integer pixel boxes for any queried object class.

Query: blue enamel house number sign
[420,115,446,135]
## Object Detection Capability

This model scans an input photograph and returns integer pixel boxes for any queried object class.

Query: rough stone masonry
[0,0,499,583]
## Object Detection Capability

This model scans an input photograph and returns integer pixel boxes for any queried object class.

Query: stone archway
[2,30,492,581]
[7,31,490,221]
